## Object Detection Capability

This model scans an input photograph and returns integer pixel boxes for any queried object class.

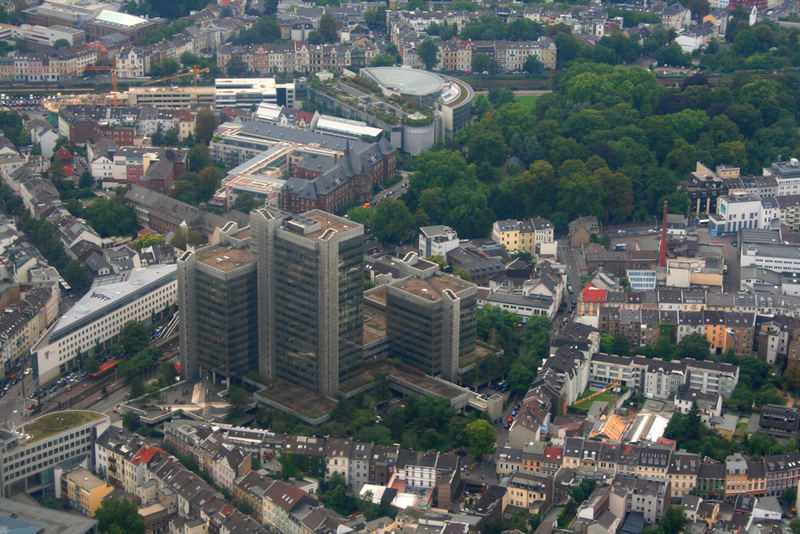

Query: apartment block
[503,471,553,513]
[59,467,113,517]
[491,217,554,255]
[609,474,670,525]
[418,225,459,258]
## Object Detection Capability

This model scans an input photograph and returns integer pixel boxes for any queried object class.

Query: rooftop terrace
[392,275,473,302]
[22,410,104,444]
[195,244,253,272]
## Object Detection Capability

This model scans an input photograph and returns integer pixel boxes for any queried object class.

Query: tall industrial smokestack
[659,200,668,267]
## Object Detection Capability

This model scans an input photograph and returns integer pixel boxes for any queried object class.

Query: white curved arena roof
[361,67,447,97]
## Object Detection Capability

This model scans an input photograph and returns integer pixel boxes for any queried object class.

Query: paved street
[87,382,130,425]
[557,239,580,305]
[372,172,410,204]
[0,374,37,430]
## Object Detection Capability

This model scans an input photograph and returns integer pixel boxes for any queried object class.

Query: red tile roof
[132,445,165,466]
[295,111,314,124]
[55,147,73,160]
[543,446,563,462]
[581,284,607,303]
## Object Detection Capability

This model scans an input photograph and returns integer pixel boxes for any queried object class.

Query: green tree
[364,6,387,30]
[687,0,710,19]
[95,498,145,534]
[612,335,631,356]
[233,192,255,212]
[660,506,688,534]
[160,361,177,386]
[346,206,372,228]
[417,38,438,70]
[784,365,800,393]
[790,518,800,534]
[370,53,395,67]
[523,54,544,75]
[194,109,217,145]
[228,386,250,419]
[188,144,211,172]
[120,321,148,356]
[84,356,100,373]
[279,453,298,478]
[452,267,471,281]
[79,171,94,189]
[226,56,249,77]
[230,16,281,45]
[472,52,491,73]
[472,94,491,118]
[123,411,141,432]
[318,13,338,43]
[83,197,138,237]
[465,419,496,458]
[160,57,179,76]
[53,38,70,49]
[307,31,324,45]
[162,127,179,146]
[133,233,166,251]
[371,198,414,243]
[676,332,711,360]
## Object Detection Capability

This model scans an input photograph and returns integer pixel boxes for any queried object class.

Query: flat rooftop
[0,497,97,534]
[257,378,337,419]
[287,210,361,242]
[66,468,107,491]
[227,175,284,194]
[22,410,104,444]
[232,227,251,240]
[365,287,387,306]
[195,244,253,272]
[392,275,472,302]
[363,305,387,345]
[93,9,150,27]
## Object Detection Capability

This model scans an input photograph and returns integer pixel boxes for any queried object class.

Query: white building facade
[34,265,177,383]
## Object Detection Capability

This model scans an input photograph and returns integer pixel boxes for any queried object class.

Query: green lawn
[516,94,539,111]
[24,410,103,443]
[572,389,618,410]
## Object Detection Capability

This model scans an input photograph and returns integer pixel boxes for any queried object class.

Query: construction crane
[83,60,138,107]
[573,372,623,409]
[142,66,210,87]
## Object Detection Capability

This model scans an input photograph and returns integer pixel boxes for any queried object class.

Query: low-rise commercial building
[34,264,177,384]
[83,10,165,43]
[0,410,109,497]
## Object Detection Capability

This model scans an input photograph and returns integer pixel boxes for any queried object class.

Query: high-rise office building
[385,268,477,381]
[251,208,364,397]
[177,222,258,381]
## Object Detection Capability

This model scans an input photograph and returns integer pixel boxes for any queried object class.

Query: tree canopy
[95,498,145,534]
[417,39,439,70]
[465,419,496,457]
[120,320,149,356]
[393,62,800,235]
[82,197,138,238]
